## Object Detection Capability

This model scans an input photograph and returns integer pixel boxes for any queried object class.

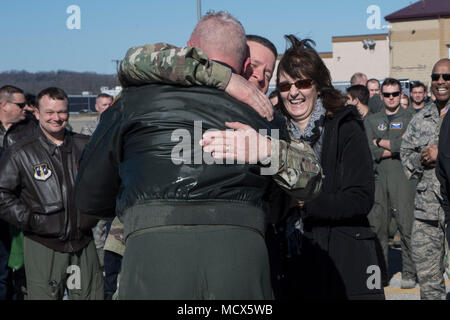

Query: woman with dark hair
[201,35,385,299]
[276,35,384,300]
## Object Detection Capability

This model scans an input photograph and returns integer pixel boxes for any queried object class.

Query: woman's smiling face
[278,71,318,124]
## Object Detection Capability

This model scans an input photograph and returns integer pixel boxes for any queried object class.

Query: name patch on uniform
[390,122,403,129]
[377,123,387,131]
[33,163,52,181]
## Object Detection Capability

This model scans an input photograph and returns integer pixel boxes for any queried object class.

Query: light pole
[197,0,201,21]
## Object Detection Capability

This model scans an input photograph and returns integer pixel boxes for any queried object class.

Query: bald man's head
[431,58,450,104]
[189,11,247,74]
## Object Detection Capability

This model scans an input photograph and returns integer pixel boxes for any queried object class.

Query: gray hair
[0,85,24,103]
[190,11,246,72]
[350,72,368,86]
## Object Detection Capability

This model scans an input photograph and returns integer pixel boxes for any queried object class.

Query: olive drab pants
[368,158,417,282]
[118,225,273,300]
[24,237,104,300]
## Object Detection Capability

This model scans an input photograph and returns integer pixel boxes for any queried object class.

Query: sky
[0,0,413,74]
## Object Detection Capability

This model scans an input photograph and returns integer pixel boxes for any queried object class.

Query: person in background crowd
[400,59,450,300]
[24,93,38,119]
[366,78,384,114]
[365,78,417,289]
[435,59,450,263]
[400,93,411,110]
[0,85,27,300]
[410,81,429,114]
[80,93,113,135]
[350,72,368,86]
[367,78,381,98]
[346,85,370,118]
[0,87,103,300]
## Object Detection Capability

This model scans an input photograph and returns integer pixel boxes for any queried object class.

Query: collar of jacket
[37,128,73,155]
[380,105,408,121]
[420,101,440,119]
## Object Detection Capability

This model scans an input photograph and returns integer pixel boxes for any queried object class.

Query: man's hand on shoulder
[225,73,274,121]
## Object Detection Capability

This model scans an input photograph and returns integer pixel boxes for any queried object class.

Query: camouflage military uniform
[401,102,446,299]
[104,217,125,256]
[118,43,231,90]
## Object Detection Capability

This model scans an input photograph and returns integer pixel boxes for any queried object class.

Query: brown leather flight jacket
[0,129,97,252]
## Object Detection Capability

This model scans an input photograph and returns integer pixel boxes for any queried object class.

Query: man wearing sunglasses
[435,58,450,295]
[0,86,26,149]
[400,59,450,300]
[365,78,417,289]
[0,86,27,300]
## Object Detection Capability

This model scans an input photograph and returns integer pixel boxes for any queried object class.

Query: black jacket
[0,129,97,252]
[74,84,275,239]
[436,109,450,243]
[0,115,39,157]
[299,106,384,299]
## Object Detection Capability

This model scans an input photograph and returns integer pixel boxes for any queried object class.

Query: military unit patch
[377,123,387,131]
[390,122,403,129]
[33,163,52,181]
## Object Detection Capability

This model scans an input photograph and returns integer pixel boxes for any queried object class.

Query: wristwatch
[376,138,382,147]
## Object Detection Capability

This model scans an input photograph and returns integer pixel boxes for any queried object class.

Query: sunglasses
[277,79,314,92]
[382,91,401,98]
[8,101,26,109]
[431,73,450,81]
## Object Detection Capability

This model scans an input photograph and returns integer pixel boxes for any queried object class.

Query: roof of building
[385,0,450,22]
[332,33,388,43]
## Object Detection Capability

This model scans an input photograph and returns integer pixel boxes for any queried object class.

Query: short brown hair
[381,78,402,93]
[0,85,24,102]
[347,85,369,105]
[36,87,68,109]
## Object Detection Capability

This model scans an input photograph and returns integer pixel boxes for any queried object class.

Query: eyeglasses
[431,73,450,81]
[277,79,314,92]
[8,101,26,109]
[382,91,401,98]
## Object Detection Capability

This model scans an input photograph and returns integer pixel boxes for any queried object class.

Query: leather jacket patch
[33,163,52,181]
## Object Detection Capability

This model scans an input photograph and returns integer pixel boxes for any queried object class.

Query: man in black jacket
[435,59,450,245]
[0,87,103,300]
[0,85,34,300]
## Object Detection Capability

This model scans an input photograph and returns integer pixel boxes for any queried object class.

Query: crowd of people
[0,11,449,300]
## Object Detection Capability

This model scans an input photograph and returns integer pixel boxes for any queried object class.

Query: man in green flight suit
[365,78,417,289]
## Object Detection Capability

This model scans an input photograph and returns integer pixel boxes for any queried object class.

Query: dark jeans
[103,221,122,299]
[0,220,11,300]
